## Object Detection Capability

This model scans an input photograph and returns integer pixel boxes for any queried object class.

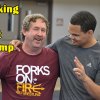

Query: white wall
[52,0,100,43]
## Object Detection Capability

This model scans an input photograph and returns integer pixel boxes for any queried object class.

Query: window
[8,13,14,32]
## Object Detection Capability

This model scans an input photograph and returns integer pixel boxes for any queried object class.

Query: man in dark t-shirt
[50,11,100,100]
[0,14,59,100]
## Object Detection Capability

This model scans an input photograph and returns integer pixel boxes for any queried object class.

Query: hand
[10,40,22,51]
[73,56,88,82]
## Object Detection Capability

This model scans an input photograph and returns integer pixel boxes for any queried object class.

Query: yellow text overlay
[0,4,19,15]
[0,44,14,53]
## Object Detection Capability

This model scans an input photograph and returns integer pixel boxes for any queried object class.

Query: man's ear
[88,30,94,35]
[21,28,26,36]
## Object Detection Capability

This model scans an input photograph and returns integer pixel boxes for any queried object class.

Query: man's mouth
[72,39,78,43]
[34,36,43,41]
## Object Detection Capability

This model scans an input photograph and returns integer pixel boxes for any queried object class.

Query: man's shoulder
[54,35,71,45]
[97,41,100,46]
[42,48,59,63]
[0,49,19,61]
[93,41,100,49]
[43,47,57,53]
[43,47,58,56]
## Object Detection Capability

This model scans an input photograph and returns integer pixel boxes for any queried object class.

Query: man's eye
[74,35,79,37]
[41,29,46,32]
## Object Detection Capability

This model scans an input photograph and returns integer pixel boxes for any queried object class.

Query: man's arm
[46,39,61,53]
[73,56,100,100]
[46,43,56,49]
[10,39,57,52]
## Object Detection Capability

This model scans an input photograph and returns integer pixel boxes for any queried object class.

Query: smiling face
[22,18,47,49]
[68,23,92,47]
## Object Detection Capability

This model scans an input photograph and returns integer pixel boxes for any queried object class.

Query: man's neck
[22,43,42,55]
[82,38,97,48]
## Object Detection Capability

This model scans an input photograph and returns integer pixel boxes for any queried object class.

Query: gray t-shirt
[49,36,100,100]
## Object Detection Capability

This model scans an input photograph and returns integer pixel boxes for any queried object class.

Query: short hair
[22,14,49,32]
[70,11,97,33]
[22,14,49,40]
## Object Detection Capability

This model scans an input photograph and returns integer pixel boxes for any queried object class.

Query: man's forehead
[30,20,46,29]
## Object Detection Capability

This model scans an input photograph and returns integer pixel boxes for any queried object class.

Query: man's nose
[37,30,42,36]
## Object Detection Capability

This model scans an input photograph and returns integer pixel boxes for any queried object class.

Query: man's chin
[33,44,43,49]
[33,46,41,48]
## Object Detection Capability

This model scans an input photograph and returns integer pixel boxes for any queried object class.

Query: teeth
[36,39,41,41]
[35,38,42,41]
[34,36,43,41]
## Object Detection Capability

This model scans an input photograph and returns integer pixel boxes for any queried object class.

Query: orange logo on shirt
[16,83,45,96]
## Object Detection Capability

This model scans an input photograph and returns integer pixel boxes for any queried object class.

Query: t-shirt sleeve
[47,43,57,50]
[46,41,60,53]
[0,53,10,78]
